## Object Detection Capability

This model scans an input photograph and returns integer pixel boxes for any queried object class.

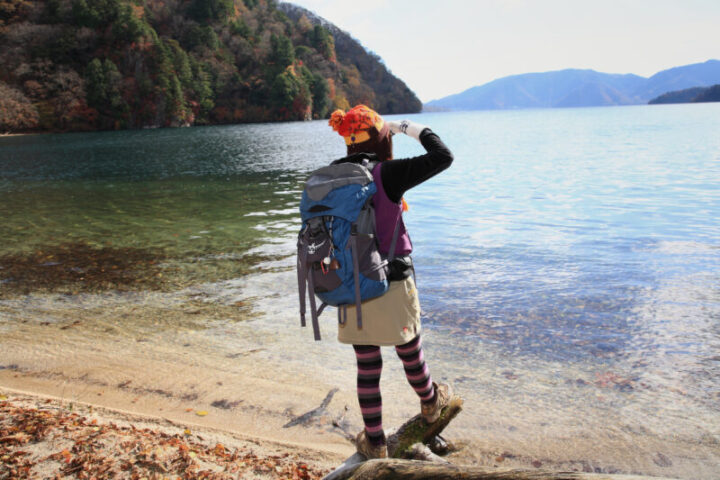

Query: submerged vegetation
[0,241,284,297]
[0,242,167,296]
[0,0,421,133]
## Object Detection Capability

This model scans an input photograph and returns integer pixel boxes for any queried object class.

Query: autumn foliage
[0,0,421,133]
[0,395,327,479]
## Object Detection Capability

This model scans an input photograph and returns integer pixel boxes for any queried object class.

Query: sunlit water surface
[1,104,719,477]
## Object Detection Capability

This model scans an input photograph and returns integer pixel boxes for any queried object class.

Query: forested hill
[277,3,421,115]
[649,84,720,104]
[0,0,422,134]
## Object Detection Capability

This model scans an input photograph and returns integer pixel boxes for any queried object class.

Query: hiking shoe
[355,430,387,459]
[421,382,453,424]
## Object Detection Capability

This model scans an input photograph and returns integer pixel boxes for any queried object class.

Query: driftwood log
[324,459,675,480]
[324,396,464,480]
[387,395,464,458]
[324,395,672,480]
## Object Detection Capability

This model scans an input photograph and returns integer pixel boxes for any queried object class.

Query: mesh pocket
[301,227,342,293]
[311,262,342,293]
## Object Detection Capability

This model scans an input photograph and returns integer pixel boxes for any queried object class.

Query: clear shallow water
[1,104,719,477]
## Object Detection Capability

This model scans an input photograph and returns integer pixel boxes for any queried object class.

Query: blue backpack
[297,153,401,340]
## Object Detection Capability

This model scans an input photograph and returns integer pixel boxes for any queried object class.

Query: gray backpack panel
[305,163,374,201]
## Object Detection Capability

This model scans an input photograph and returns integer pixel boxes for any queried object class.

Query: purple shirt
[372,163,412,256]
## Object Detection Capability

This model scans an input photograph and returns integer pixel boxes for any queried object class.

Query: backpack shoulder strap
[331,152,377,166]
[387,207,403,262]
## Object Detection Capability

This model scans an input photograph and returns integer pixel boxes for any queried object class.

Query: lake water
[1,104,719,477]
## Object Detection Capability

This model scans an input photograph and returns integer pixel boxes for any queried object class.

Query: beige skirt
[337,276,421,346]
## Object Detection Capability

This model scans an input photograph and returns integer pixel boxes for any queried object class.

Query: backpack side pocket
[354,233,387,283]
[301,218,343,294]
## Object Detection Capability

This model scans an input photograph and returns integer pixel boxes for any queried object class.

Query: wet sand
[1,260,718,479]
[2,298,717,480]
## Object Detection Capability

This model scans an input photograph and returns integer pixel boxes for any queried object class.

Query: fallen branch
[324,459,675,480]
[387,395,464,458]
[283,388,339,428]
[0,434,26,444]
[324,394,673,480]
[324,396,464,480]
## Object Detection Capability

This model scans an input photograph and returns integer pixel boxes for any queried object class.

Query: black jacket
[380,128,454,203]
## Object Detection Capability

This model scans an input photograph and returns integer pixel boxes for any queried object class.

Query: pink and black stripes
[352,335,436,447]
[395,335,435,404]
[353,344,385,446]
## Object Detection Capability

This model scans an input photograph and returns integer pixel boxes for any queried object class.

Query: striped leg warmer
[353,344,385,446]
[395,334,436,404]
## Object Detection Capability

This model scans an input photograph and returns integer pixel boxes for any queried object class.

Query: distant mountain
[426,60,720,111]
[650,84,720,104]
[640,61,720,100]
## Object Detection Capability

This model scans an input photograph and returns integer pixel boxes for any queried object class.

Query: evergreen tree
[308,25,335,61]
[167,74,187,123]
[71,0,123,28]
[230,18,250,38]
[84,59,106,107]
[271,67,311,120]
[190,59,214,123]
[112,4,151,43]
[188,0,234,23]
[84,58,128,127]
[310,73,330,118]
[270,34,295,71]
[183,25,220,51]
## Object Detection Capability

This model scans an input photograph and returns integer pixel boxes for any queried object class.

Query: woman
[328,105,455,459]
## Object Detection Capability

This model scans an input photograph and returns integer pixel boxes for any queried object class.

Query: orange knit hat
[328,105,408,212]
[328,104,385,146]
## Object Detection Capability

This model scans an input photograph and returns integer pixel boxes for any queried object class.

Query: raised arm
[380,120,454,204]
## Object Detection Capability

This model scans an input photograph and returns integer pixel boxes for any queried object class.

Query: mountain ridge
[426,60,720,111]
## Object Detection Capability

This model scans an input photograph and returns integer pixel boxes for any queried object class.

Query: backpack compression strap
[297,246,306,329]
[297,240,322,340]
[305,270,321,340]
[349,228,363,329]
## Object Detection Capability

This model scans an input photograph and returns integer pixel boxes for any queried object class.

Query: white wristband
[396,120,427,141]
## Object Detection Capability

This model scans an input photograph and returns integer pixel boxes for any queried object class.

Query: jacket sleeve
[379,129,454,204]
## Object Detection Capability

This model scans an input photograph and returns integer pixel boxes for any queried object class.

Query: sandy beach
[0,285,360,479]
[2,261,719,480]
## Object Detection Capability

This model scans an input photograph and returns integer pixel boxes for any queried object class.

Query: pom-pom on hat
[329,104,385,146]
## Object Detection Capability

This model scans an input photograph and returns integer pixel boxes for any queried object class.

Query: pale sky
[287,0,720,103]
